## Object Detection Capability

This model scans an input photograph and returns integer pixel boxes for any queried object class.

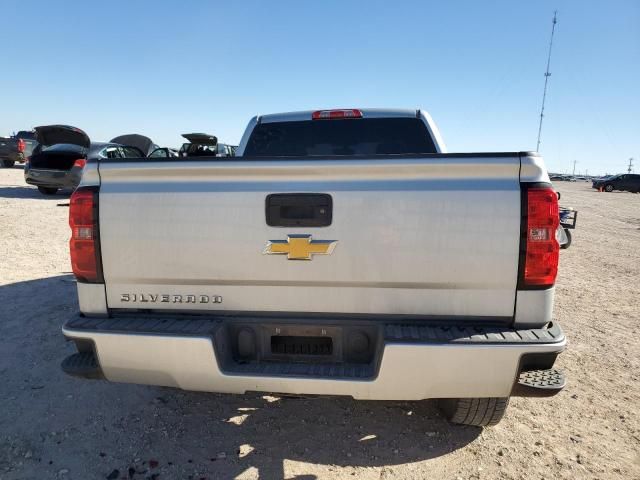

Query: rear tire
[37,186,58,195]
[604,184,614,192]
[439,397,509,427]
[1,159,15,168]
[560,229,572,249]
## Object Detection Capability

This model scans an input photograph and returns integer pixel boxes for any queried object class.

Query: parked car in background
[592,174,640,193]
[149,147,180,158]
[110,134,158,156]
[217,144,237,156]
[0,130,38,167]
[592,175,612,188]
[178,133,236,157]
[25,125,145,195]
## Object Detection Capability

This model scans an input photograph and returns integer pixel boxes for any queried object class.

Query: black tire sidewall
[438,397,509,427]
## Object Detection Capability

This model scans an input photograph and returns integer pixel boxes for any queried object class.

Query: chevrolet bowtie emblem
[263,234,338,260]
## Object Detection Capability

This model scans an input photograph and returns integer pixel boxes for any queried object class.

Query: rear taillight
[522,187,559,287]
[73,158,87,169]
[17,138,25,153]
[312,109,363,120]
[69,187,102,283]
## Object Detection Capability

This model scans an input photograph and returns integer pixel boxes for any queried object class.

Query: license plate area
[271,335,333,356]
[263,324,342,363]
[222,321,378,366]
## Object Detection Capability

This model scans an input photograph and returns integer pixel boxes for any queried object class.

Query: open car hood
[110,134,157,156]
[34,125,90,148]
[181,133,218,145]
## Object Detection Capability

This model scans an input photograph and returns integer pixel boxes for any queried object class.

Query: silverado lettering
[120,294,222,304]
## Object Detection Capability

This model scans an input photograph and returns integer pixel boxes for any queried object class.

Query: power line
[536,11,558,152]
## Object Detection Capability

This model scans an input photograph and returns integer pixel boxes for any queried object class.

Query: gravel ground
[1,166,638,480]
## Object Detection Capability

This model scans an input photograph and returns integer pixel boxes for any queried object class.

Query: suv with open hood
[178,133,236,157]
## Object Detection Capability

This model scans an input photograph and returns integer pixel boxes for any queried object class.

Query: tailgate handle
[266,193,332,227]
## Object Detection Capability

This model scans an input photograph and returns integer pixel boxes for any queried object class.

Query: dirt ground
[0,166,638,480]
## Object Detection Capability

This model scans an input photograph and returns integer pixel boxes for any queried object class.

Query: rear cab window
[244,118,437,157]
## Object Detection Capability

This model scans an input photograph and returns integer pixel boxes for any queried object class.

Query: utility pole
[572,160,577,176]
[628,158,634,174]
[536,11,558,152]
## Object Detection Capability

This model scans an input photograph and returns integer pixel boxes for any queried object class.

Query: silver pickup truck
[62,108,566,427]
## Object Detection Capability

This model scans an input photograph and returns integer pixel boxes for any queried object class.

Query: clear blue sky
[1,0,638,175]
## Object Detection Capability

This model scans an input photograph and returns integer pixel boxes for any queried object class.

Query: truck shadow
[0,185,71,199]
[0,275,482,479]
[146,389,482,478]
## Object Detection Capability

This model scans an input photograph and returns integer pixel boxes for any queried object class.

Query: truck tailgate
[98,156,521,318]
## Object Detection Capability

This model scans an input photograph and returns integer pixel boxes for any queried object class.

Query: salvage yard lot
[0,166,638,480]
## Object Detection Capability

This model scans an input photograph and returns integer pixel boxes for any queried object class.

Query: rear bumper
[24,168,81,189]
[62,314,566,400]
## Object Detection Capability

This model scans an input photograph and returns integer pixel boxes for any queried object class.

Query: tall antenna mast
[536,11,558,152]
